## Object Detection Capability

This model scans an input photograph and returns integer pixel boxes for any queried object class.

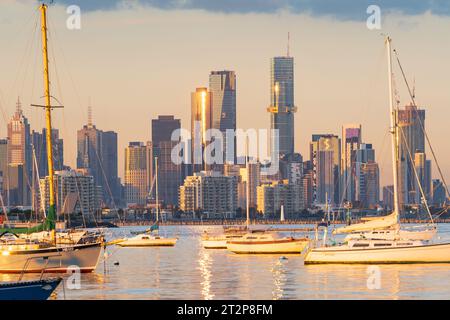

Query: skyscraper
[209,71,236,164]
[151,115,182,206]
[7,98,32,206]
[77,110,121,206]
[124,142,153,206]
[152,115,181,147]
[310,134,340,205]
[354,143,380,208]
[413,152,432,204]
[267,56,296,158]
[191,87,212,173]
[397,104,426,206]
[32,128,64,177]
[341,124,362,203]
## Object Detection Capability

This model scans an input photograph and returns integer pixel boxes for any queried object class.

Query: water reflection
[198,246,214,300]
[36,225,450,300]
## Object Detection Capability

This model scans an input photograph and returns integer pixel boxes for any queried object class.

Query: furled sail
[333,211,398,234]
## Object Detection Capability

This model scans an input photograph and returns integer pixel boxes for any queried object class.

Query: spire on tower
[16,96,22,115]
[88,104,93,127]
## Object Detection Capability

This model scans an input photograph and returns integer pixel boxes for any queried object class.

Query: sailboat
[0,3,104,273]
[304,36,450,264]
[226,141,309,254]
[117,157,177,247]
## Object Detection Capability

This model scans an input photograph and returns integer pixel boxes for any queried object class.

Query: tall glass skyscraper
[209,71,236,165]
[268,57,296,157]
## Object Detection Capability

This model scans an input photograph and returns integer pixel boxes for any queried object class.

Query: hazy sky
[1,0,450,188]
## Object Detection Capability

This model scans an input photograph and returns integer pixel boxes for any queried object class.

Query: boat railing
[18,253,63,282]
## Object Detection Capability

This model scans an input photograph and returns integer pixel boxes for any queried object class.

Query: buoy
[280,256,288,261]
[114,261,120,266]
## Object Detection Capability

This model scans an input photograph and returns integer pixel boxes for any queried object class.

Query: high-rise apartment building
[257,180,304,216]
[354,143,380,208]
[179,171,238,218]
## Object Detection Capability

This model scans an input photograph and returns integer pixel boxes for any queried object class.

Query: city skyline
[1,1,450,191]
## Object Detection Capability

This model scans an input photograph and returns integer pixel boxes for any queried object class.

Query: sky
[1,0,450,189]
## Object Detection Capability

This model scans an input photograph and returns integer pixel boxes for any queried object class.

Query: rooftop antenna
[287,32,290,57]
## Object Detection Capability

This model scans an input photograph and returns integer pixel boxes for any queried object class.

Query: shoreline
[112,218,445,227]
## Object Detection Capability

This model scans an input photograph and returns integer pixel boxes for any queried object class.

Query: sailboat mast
[386,36,400,217]
[40,4,56,229]
[245,139,250,228]
[155,156,159,222]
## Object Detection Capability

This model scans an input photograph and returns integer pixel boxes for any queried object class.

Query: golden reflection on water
[198,245,214,300]
[271,259,287,300]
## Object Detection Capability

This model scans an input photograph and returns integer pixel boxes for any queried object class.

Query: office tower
[397,104,426,206]
[413,152,432,204]
[267,56,296,158]
[354,143,380,208]
[209,71,236,165]
[0,139,7,203]
[39,169,100,216]
[383,185,394,211]
[179,171,238,218]
[191,88,212,173]
[32,128,64,177]
[239,161,261,209]
[310,134,340,205]
[7,164,27,206]
[151,116,182,206]
[7,98,32,206]
[152,115,181,147]
[257,180,304,216]
[432,179,446,206]
[124,142,153,206]
[77,110,121,206]
[341,124,362,204]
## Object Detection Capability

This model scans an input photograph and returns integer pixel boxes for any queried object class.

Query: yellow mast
[40,3,56,230]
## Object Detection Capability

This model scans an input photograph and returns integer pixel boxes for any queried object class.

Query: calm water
[5,224,450,300]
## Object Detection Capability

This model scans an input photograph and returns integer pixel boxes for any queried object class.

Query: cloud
[42,0,450,20]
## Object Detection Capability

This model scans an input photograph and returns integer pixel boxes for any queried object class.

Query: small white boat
[304,239,450,264]
[116,233,177,247]
[227,232,309,254]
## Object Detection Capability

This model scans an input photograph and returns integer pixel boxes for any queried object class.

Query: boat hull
[304,242,450,264]
[0,278,62,300]
[117,238,177,247]
[202,239,228,249]
[227,239,308,254]
[0,242,103,273]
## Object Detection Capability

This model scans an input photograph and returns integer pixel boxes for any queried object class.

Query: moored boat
[116,233,177,247]
[227,232,309,254]
[0,278,62,300]
[304,239,450,264]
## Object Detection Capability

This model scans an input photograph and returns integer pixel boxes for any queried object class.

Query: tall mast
[245,137,250,229]
[386,36,400,218]
[155,156,159,222]
[40,4,56,230]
